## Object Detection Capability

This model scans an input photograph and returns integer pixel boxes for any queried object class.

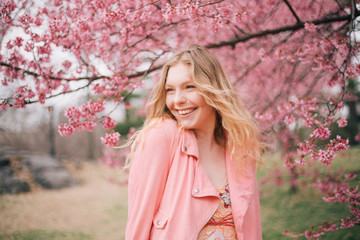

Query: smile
[177,108,196,116]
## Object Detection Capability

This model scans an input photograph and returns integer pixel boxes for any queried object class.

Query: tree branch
[282,0,301,24]
[0,62,162,82]
[206,13,353,49]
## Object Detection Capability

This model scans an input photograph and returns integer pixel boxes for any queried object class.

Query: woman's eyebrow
[165,80,192,87]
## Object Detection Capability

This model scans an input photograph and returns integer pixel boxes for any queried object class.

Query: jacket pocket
[152,209,168,229]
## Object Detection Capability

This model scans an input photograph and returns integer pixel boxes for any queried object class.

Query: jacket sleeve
[125,119,177,240]
[242,162,262,240]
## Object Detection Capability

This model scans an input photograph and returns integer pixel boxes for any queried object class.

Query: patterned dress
[197,183,238,240]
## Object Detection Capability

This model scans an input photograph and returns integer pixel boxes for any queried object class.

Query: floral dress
[197,183,238,240]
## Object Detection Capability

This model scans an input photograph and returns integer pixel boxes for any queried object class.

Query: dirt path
[0,162,128,240]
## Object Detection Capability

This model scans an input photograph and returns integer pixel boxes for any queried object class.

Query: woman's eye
[165,88,173,93]
[186,85,196,89]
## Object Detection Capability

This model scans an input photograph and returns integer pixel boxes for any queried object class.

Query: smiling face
[165,62,216,134]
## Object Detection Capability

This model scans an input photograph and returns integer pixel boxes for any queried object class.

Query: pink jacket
[126,119,262,240]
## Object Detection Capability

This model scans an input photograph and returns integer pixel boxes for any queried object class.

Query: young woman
[125,44,262,240]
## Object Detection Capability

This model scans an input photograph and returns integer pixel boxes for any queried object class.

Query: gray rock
[3,178,30,194]
[34,168,76,189]
[0,166,30,194]
[22,154,63,173]
[0,148,77,193]
[22,154,77,189]
[0,157,10,169]
[0,157,10,168]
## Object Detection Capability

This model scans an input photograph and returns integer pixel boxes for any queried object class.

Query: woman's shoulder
[150,117,178,129]
[143,117,179,140]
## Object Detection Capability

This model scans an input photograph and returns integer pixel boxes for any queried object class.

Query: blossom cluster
[99,148,128,168]
[101,131,120,148]
[13,86,36,108]
[282,168,359,239]
[58,100,106,136]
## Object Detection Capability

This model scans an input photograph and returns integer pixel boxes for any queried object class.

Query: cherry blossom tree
[1,0,360,238]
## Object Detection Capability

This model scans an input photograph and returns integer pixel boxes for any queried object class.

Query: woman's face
[165,62,216,133]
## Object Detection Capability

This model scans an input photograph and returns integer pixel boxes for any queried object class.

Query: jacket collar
[180,128,199,159]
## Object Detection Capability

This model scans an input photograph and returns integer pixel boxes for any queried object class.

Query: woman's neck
[195,130,216,149]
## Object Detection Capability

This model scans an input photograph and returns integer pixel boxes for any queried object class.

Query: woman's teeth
[178,109,194,115]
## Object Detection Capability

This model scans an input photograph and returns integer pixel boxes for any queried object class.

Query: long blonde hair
[129,44,262,167]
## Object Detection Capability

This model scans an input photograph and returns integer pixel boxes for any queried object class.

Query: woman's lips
[177,108,197,117]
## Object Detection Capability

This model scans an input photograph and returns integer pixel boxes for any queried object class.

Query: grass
[260,146,360,239]
[0,230,91,240]
[0,147,359,240]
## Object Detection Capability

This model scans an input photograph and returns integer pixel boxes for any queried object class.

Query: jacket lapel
[181,129,218,198]
[226,151,255,231]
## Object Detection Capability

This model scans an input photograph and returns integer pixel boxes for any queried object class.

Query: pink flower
[340,218,355,229]
[344,172,357,180]
[14,37,23,47]
[297,140,315,155]
[102,116,117,130]
[320,222,338,232]
[0,102,9,110]
[284,114,296,125]
[81,120,96,131]
[310,127,331,140]
[295,156,305,165]
[337,118,347,128]
[304,22,317,32]
[99,148,126,168]
[58,123,75,136]
[62,60,72,69]
[101,131,120,147]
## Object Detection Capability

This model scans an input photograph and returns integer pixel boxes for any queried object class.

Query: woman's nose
[174,90,186,105]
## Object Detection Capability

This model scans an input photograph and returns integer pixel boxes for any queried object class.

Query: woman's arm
[126,119,177,240]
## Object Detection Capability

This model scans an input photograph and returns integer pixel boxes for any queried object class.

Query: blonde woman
[125,44,262,240]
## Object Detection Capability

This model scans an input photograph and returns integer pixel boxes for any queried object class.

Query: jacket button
[194,188,199,193]
[183,146,187,152]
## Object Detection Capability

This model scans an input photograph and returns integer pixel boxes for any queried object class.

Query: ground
[0,161,128,240]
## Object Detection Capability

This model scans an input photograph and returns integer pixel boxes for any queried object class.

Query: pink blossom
[101,132,120,147]
[344,172,357,180]
[102,116,117,130]
[162,4,177,23]
[304,22,317,32]
[14,37,23,47]
[65,106,82,123]
[310,127,331,140]
[295,156,305,165]
[81,120,96,131]
[330,136,349,151]
[6,41,14,49]
[304,230,324,239]
[284,114,296,125]
[0,102,9,110]
[340,217,355,229]
[24,42,34,52]
[58,123,75,136]
[337,118,347,128]
[127,127,136,138]
[99,148,126,168]
[297,140,315,155]
[62,60,72,70]
[211,14,224,32]
[320,222,338,232]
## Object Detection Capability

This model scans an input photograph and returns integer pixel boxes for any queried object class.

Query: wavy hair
[128,44,262,167]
